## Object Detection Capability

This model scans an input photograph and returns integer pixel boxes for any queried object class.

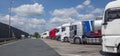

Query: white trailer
[61,23,71,42]
[102,0,120,53]
[56,26,62,41]
[41,31,49,39]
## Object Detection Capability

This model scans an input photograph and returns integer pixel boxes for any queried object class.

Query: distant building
[0,22,29,41]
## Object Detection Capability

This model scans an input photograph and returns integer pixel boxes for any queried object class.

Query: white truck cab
[69,22,83,44]
[41,31,49,39]
[61,23,71,42]
[102,0,120,53]
[56,26,62,41]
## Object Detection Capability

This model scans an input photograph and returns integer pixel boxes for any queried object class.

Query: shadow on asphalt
[99,50,120,56]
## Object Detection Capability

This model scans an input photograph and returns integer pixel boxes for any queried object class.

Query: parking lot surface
[41,39,120,56]
[0,39,60,56]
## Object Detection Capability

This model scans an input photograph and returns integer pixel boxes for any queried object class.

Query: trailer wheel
[64,37,68,42]
[75,38,80,44]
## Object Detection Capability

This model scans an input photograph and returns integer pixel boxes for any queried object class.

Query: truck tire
[52,37,54,40]
[57,36,61,41]
[75,38,80,44]
[118,45,120,53]
[64,37,68,42]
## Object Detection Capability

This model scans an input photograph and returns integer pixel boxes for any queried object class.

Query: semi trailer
[69,18,102,44]
[102,0,120,53]
[83,19,102,44]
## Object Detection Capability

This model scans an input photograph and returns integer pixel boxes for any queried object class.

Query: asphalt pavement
[0,39,60,56]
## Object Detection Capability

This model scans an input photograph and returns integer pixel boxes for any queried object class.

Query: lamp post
[9,0,13,39]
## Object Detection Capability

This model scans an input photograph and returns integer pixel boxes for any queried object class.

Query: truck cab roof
[62,23,71,27]
[105,0,120,10]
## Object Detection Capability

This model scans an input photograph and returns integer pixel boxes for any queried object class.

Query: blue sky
[0,0,112,34]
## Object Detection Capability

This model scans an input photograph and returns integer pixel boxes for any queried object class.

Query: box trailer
[56,26,62,41]
[102,0,120,53]
[61,23,71,42]
[49,28,57,40]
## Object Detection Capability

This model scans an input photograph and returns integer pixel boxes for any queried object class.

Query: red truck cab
[49,28,56,40]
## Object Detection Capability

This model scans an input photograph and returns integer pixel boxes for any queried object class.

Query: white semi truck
[61,23,71,42]
[56,26,62,41]
[69,22,83,44]
[102,0,120,53]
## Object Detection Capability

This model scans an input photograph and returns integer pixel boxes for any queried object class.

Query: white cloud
[50,8,78,23]
[50,17,75,23]
[0,15,46,34]
[50,0,103,27]
[78,14,95,21]
[76,5,84,9]
[91,8,104,14]
[52,8,79,17]
[12,3,44,16]
[83,0,91,6]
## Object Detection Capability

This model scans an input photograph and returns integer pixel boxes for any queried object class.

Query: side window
[70,25,77,31]
[70,26,73,31]
[43,33,47,35]
[49,32,52,34]
[62,27,66,32]
[74,25,77,30]
[56,29,59,33]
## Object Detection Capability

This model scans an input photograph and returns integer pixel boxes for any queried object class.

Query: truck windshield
[105,8,120,22]
[43,33,47,35]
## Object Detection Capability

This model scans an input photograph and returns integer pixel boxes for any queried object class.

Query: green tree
[33,32,40,38]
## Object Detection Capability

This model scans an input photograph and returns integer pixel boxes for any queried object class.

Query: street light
[9,0,14,39]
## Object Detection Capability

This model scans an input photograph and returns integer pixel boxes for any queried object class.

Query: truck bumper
[102,44,117,53]
[102,36,120,53]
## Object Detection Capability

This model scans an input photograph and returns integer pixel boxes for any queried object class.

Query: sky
[0,0,112,34]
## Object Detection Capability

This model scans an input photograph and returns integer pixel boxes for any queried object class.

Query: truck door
[70,25,77,38]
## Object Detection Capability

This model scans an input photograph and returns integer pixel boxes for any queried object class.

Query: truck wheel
[52,37,54,40]
[57,36,61,41]
[64,37,68,42]
[118,45,120,53]
[75,38,80,44]
[58,37,61,41]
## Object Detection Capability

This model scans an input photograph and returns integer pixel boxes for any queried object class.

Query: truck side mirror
[102,22,108,25]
